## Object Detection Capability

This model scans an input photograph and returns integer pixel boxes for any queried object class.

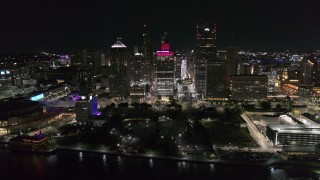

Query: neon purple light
[71,95,81,101]
[94,111,102,116]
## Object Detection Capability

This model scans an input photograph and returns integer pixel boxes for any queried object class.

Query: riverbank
[56,145,268,166]
[56,145,320,168]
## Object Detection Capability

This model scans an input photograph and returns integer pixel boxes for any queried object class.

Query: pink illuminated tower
[156,33,175,97]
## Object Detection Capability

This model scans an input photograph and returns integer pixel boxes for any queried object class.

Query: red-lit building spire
[156,32,174,57]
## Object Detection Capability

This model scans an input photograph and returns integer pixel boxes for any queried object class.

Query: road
[241,113,280,152]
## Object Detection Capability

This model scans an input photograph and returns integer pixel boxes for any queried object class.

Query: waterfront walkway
[56,145,268,166]
[56,145,320,167]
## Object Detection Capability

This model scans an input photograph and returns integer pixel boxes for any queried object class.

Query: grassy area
[202,121,252,146]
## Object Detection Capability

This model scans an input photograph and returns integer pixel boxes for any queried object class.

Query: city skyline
[0,0,319,52]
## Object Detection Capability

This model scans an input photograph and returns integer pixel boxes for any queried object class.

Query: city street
[240,113,280,152]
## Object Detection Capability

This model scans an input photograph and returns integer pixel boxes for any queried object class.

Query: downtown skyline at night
[1,0,320,179]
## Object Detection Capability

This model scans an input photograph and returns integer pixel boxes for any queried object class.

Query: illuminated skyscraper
[300,58,319,85]
[156,33,175,97]
[195,23,225,99]
[109,38,129,97]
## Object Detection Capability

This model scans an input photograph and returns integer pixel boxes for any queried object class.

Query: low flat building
[266,124,320,146]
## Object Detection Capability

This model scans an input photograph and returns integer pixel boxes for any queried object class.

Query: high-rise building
[195,23,225,99]
[128,50,144,85]
[196,24,216,59]
[175,50,184,81]
[226,46,238,77]
[128,26,153,86]
[230,75,268,101]
[300,58,318,85]
[78,68,92,96]
[109,38,129,97]
[70,49,88,67]
[75,96,90,121]
[156,33,175,97]
[141,25,153,59]
[70,49,104,91]
[127,25,153,97]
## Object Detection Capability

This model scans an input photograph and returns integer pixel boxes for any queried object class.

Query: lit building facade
[195,23,225,99]
[230,75,268,101]
[156,33,175,97]
[127,26,153,97]
[109,38,129,97]
[267,124,320,146]
[78,68,92,96]
[300,58,315,85]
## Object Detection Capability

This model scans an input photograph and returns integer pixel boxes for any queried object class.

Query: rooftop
[0,99,39,111]
[111,38,127,48]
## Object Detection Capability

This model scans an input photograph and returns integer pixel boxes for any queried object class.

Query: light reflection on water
[0,150,314,179]
[210,164,215,173]
[102,154,107,166]
[149,158,153,168]
[46,154,57,166]
[79,152,83,163]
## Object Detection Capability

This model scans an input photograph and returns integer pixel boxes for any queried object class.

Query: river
[0,150,316,180]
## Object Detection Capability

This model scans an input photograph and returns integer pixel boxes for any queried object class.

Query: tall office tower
[156,33,175,97]
[300,58,318,85]
[109,38,129,97]
[139,25,153,85]
[175,50,184,81]
[78,68,92,96]
[315,59,320,85]
[75,67,92,121]
[140,25,155,93]
[230,75,268,101]
[226,45,238,77]
[70,49,104,73]
[141,25,153,59]
[129,47,152,86]
[87,51,103,75]
[196,23,225,99]
[188,50,196,81]
[70,49,88,67]
[75,96,90,121]
[127,26,153,95]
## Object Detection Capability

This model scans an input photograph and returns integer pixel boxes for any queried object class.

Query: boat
[8,132,56,153]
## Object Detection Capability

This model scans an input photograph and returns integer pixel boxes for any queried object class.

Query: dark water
[0,150,316,180]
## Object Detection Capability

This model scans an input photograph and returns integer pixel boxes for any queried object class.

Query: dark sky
[0,0,319,52]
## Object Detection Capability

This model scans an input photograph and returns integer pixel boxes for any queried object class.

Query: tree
[131,102,140,109]
[260,101,271,110]
[140,102,152,110]
[118,102,129,108]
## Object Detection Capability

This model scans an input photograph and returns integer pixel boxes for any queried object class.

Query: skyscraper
[156,33,175,97]
[300,58,318,85]
[226,46,238,77]
[195,23,225,99]
[141,25,153,59]
[109,38,129,97]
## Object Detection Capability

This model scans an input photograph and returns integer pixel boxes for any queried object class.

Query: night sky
[0,0,319,52]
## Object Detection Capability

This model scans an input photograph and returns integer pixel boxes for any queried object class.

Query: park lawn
[202,121,252,145]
